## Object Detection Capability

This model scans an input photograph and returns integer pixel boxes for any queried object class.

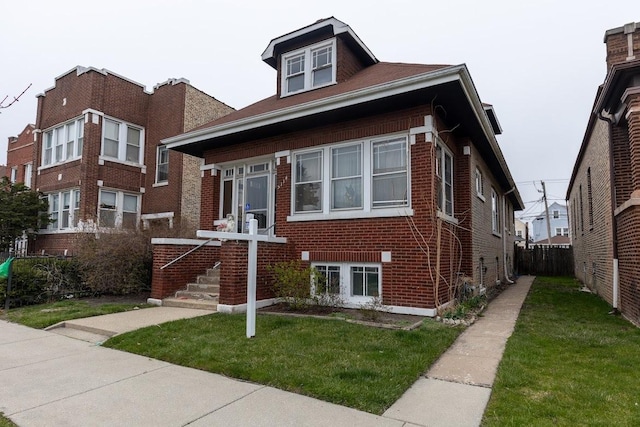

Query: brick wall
[605,22,640,72]
[150,241,221,299]
[198,106,515,310]
[614,205,640,325]
[569,118,614,300]
[6,125,35,184]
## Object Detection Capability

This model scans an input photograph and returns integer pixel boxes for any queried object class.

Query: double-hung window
[475,168,484,200]
[42,190,80,231]
[156,145,169,183]
[292,136,408,219]
[436,141,454,217]
[42,117,84,167]
[102,118,144,164]
[281,39,336,96]
[99,190,140,229]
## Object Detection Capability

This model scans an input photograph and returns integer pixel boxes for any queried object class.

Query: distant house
[567,21,640,324]
[531,202,570,245]
[0,165,7,179]
[6,124,35,187]
[4,66,233,255]
[152,17,524,316]
[514,218,529,248]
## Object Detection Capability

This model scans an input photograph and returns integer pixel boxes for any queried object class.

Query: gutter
[502,187,516,284]
[598,110,620,312]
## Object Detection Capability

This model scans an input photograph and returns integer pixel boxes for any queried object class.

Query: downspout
[502,187,516,284]
[598,111,620,313]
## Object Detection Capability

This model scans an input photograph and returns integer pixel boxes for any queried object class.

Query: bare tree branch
[0,83,32,112]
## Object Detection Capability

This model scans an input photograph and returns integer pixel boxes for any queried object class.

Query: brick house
[567,21,640,324]
[25,66,233,255]
[6,124,36,187]
[152,18,523,316]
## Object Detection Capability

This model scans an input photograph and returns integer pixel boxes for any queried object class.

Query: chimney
[604,22,640,72]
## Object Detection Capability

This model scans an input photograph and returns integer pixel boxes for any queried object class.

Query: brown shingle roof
[190,62,451,133]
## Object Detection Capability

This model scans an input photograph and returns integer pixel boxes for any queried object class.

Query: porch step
[162,264,221,311]
[162,297,218,311]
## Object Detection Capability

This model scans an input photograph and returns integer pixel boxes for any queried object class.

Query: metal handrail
[160,237,215,270]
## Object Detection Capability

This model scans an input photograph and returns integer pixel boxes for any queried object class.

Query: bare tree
[0,84,32,112]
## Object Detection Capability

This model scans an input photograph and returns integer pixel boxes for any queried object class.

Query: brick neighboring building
[567,21,640,324]
[152,18,523,316]
[6,124,35,187]
[15,66,233,255]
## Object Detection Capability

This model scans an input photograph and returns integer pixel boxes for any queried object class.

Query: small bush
[268,260,313,310]
[358,297,391,322]
[0,257,84,308]
[74,230,152,295]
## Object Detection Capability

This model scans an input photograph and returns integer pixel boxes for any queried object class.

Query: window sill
[492,231,502,238]
[287,207,413,222]
[477,193,486,202]
[99,156,145,171]
[38,158,81,172]
[280,81,336,98]
[437,210,459,225]
[152,181,169,188]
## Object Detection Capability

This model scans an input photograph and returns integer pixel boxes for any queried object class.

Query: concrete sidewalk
[0,276,534,426]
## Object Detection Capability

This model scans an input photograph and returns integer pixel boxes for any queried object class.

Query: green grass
[0,413,17,427]
[105,313,461,414]
[483,276,640,426]
[3,300,150,329]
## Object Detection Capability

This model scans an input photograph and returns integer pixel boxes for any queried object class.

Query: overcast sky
[1,0,637,221]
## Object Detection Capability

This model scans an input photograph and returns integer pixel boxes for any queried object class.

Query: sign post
[246,216,257,338]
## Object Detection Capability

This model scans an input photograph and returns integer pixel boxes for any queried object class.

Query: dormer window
[282,39,336,96]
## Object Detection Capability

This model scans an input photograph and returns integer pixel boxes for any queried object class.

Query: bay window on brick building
[10,66,234,255]
[152,17,522,316]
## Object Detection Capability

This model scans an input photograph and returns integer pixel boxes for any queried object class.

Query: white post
[246,216,258,338]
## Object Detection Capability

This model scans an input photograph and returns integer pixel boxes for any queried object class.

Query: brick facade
[569,21,640,324]
[21,67,232,255]
[5,124,35,186]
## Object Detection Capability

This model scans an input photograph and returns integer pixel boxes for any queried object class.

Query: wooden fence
[515,246,574,276]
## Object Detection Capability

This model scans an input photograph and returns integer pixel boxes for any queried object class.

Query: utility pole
[541,181,552,245]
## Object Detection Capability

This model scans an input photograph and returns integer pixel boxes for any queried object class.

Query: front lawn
[105,313,461,414]
[2,299,150,329]
[483,276,640,425]
[0,413,17,427]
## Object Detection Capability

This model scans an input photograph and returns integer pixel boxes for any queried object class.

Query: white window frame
[101,117,145,166]
[290,135,410,221]
[312,262,381,304]
[40,117,84,168]
[475,168,485,201]
[98,189,140,229]
[436,140,454,220]
[155,145,169,184]
[10,167,17,183]
[42,190,81,232]
[281,38,337,97]
[23,163,32,188]
[491,188,500,235]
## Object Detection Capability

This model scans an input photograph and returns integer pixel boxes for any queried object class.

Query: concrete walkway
[0,276,534,426]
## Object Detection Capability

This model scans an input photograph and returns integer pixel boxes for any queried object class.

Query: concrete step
[162,297,218,311]
[206,267,221,276]
[46,324,113,344]
[175,290,218,300]
[197,275,220,285]
[186,283,219,293]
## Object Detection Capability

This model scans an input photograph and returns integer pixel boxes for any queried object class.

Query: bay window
[42,190,81,231]
[292,135,409,218]
[42,117,84,167]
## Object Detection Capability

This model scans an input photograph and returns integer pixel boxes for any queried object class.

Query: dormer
[261,17,378,98]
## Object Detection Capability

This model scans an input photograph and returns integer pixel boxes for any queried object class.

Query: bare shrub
[74,230,152,295]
